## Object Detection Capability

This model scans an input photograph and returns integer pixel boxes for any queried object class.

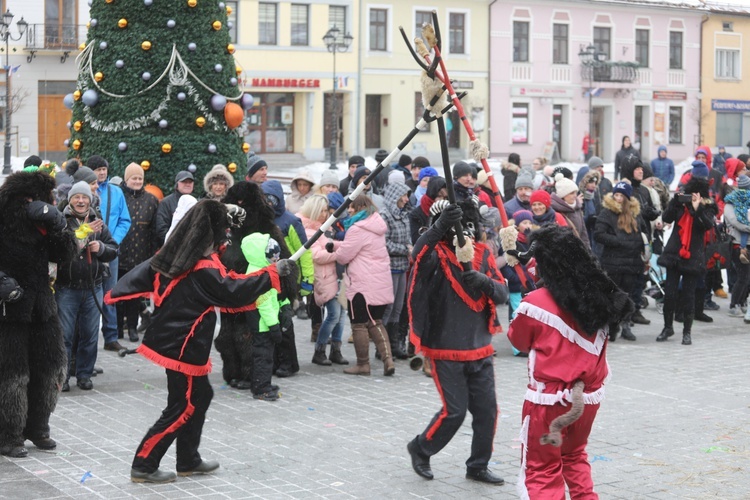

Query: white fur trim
[514,302,606,356]
[524,386,605,406]
[517,415,531,500]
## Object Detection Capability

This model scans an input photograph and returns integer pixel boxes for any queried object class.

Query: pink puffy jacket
[334,212,394,306]
[300,214,341,307]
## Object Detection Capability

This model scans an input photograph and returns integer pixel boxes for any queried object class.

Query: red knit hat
[530,190,551,209]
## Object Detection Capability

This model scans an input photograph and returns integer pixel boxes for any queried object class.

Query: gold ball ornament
[161,143,172,154]
[72,139,81,150]
[196,116,206,128]
[87,22,91,29]
[226,44,235,54]
[79,43,86,50]
[227,163,237,173]
[73,121,83,132]
[141,160,151,170]
[73,90,82,100]
[242,142,250,153]
[212,21,222,31]
[187,0,197,7]
[94,72,104,82]
[235,66,242,75]
[106,0,114,3]
[226,5,232,14]
[118,18,128,29]
[141,40,152,51]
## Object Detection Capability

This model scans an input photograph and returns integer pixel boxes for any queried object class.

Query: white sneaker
[728,306,744,318]
[744,309,750,324]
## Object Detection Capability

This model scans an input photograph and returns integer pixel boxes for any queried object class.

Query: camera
[676,193,693,204]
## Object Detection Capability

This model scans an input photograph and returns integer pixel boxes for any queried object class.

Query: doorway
[365,95,381,149]
[244,92,295,153]
[324,93,344,160]
[634,105,650,159]
[38,80,75,163]
[552,105,563,160]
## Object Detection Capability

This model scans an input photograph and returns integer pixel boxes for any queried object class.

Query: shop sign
[251,78,320,88]
[712,99,750,111]
[653,91,686,100]
[453,80,474,89]
[510,86,573,98]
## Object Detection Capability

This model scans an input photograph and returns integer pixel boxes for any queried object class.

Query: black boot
[682,315,693,345]
[328,342,349,365]
[388,322,408,359]
[607,323,619,342]
[631,310,650,325]
[311,345,332,366]
[694,291,714,322]
[656,326,674,342]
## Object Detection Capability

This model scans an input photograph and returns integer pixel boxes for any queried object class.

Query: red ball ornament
[224,102,244,129]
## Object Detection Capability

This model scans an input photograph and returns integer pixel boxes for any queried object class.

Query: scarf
[414,185,427,204]
[725,188,750,226]
[343,210,368,230]
[677,207,694,260]
[533,208,557,226]
[420,193,435,216]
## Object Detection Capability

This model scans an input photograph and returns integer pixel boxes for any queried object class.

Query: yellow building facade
[700,8,750,153]
[231,0,489,164]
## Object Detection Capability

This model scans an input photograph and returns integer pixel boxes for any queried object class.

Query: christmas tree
[63,0,253,192]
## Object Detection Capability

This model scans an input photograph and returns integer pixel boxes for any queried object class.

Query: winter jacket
[300,214,341,306]
[285,170,316,215]
[713,150,732,175]
[408,177,447,244]
[154,191,184,243]
[550,194,590,249]
[409,226,507,360]
[107,254,279,375]
[614,145,639,180]
[261,180,314,283]
[532,207,568,227]
[119,185,159,272]
[504,195,531,217]
[594,194,644,275]
[333,211,394,306]
[620,165,660,240]
[650,146,675,186]
[56,207,118,289]
[501,162,521,201]
[723,203,750,246]
[657,194,717,274]
[96,179,131,244]
[381,183,413,272]
[241,233,281,331]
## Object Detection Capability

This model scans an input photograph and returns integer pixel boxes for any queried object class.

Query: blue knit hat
[327,192,345,210]
[691,160,709,179]
[613,181,633,199]
[512,209,534,226]
[418,167,439,183]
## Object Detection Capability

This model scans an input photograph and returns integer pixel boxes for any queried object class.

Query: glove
[267,324,282,344]
[26,201,66,231]
[325,241,335,253]
[276,259,297,277]
[300,279,313,297]
[506,240,537,265]
[225,204,247,228]
[434,204,463,235]
[0,272,23,303]
[462,270,493,295]
[279,304,294,332]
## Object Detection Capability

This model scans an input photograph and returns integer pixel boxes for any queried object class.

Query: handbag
[705,224,732,270]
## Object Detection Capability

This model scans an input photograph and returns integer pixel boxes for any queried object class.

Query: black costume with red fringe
[106,200,284,474]
[407,201,508,474]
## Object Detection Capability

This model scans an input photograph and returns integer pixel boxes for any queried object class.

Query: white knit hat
[554,173,578,199]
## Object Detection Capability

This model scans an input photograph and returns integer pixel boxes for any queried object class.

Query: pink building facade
[489,1,704,167]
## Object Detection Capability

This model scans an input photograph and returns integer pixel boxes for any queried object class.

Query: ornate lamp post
[578,44,607,159]
[1,10,27,175]
[322,26,353,170]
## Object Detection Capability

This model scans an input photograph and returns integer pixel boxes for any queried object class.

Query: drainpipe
[698,13,708,147]
[488,0,497,153]
[355,0,363,154]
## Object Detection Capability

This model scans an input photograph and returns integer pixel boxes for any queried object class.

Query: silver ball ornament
[64,139,70,146]
[159,119,168,128]
[142,72,152,81]
[90,19,98,27]
[210,95,227,111]
[177,92,186,101]
[99,41,107,50]
[240,93,255,109]
[227,21,233,29]
[81,89,99,107]
[144,0,153,5]
[63,93,75,109]
[188,164,197,173]
[118,142,127,151]
[207,144,217,153]
[167,20,176,28]
[229,77,237,86]
[66,121,72,128]
[214,64,223,73]
[115,60,124,69]
[188,42,196,51]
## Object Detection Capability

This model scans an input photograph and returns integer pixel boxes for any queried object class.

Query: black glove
[276,259,297,277]
[279,304,294,333]
[434,204,463,235]
[462,270,493,295]
[26,201,66,231]
[267,324,282,344]
[325,241,335,253]
[507,240,536,265]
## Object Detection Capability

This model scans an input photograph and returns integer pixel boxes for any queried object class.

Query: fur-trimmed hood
[602,192,640,216]
[501,162,520,174]
[203,164,235,193]
[579,170,601,193]
[528,225,633,334]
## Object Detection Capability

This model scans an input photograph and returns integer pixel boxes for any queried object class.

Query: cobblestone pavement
[2,297,750,499]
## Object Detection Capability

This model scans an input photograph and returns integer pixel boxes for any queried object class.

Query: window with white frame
[553,23,568,64]
[669,106,682,144]
[415,10,431,44]
[716,48,740,78]
[414,92,431,132]
[669,31,683,69]
[226,1,238,43]
[511,103,529,144]
[636,29,649,67]
[329,5,346,32]
[513,21,529,62]
[291,4,309,46]
[370,8,388,51]
[449,13,465,54]
[259,3,277,45]
[593,27,611,59]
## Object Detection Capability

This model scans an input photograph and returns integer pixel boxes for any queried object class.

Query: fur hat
[152,199,229,278]
[398,154,413,168]
[738,175,750,189]
[530,190,551,209]
[204,164,235,192]
[512,209,534,226]
[73,166,97,184]
[691,161,709,179]
[528,225,634,334]
[124,162,144,183]
[587,156,604,169]
[682,176,710,199]
[246,153,268,179]
[554,173,578,198]
[515,171,534,190]
[318,169,340,188]
[418,167,439,183]
[613,181,633,199]
[68,180,92,201]
[86,155,109,171]
[452,161,473,179]
[412,156,431,170]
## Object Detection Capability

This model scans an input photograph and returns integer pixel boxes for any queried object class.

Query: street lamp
[323,26,353,170]
[1,10,27,175]
[578,44,606,159]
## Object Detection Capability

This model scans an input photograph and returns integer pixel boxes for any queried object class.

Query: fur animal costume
[0,170,77,457]
[107,199,298,479]
[507,225,633,499]
[407,199,509,482]
[215,181,292,386]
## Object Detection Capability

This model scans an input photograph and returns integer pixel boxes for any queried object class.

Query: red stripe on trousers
[425,362,448,441]
[136,375,195,458]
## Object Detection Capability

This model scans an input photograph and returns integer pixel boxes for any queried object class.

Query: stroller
[644,264,666,315]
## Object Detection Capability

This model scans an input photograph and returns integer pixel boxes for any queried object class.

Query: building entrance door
[365,95,381,149]
[245,93,295,153]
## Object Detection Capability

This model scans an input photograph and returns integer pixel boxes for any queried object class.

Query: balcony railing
[581,61,639,84]
[23,24,88,63]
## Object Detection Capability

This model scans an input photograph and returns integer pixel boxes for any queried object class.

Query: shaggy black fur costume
[0,171,77,456]
[529,225,634,335]
[215,182,294,385]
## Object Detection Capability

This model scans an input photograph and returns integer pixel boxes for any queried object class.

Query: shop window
[716,113,742,147]
[668,107,682,144]
[512,103,529,144]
